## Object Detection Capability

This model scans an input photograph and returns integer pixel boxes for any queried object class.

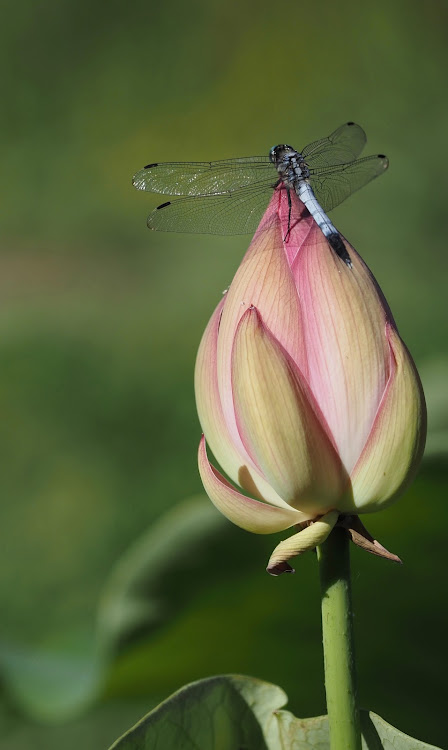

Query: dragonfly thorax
[269,144,310,187]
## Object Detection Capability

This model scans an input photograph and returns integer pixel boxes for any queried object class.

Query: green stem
[317,526,361,750]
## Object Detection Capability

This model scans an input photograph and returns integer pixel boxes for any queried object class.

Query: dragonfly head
[269,144,295,165]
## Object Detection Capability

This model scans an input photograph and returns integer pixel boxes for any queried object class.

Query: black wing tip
[340,120,365,136]
[146,201,172,230]
[144,163,158,169]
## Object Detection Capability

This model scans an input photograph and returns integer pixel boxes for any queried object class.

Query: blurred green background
[1,0,448,747]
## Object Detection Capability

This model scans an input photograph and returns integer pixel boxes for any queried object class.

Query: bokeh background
[1,0,448,747]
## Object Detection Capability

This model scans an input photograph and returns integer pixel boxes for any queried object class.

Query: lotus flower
[195,189,426,572]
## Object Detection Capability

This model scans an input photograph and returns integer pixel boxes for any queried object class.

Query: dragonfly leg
[283,188,292,242]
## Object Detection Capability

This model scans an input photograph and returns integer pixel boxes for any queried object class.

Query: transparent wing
[309,154,389,212]
[133,156,275,197]
[302,122,367,168]
[146,184,273,234]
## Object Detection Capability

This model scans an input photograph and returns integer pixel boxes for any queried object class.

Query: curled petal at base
[198,436,307,534]
[344,324,426,513]
[339,515,402,563]
[267,510,339,575]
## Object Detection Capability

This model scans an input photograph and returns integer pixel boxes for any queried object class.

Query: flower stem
[317,526,361,750]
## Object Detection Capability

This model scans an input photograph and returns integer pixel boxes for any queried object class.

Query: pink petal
[198,436,307,533]
[292,213,391,473]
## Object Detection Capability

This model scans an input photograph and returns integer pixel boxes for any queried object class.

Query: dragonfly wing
[147,184,273,234]
[302,122,367,167]
[309,154,389,212]
[133,157,275,196]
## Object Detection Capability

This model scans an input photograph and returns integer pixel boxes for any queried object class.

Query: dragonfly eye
[270,144,294,164]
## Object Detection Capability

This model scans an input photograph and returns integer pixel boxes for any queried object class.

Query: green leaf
[359,712,442,750]
[108,675,442,750]
[108,675,285,750]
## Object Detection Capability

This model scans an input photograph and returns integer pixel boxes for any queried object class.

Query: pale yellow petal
[345,324,426,512]
[232,307,347,514]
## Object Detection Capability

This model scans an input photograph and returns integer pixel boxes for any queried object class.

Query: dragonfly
[132,122,388,267]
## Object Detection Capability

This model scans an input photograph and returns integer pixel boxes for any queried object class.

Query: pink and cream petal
[293,215,391,474]
[195,298,296,510]
[232,307,347,514]
[195,297,249,480]
[346,324,426,513]
[198,436,307,533]
[267,510,339,575]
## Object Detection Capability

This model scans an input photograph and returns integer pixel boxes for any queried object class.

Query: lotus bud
[195,189,426,572]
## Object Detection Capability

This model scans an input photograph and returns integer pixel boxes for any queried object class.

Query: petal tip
[266,560,296,576]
